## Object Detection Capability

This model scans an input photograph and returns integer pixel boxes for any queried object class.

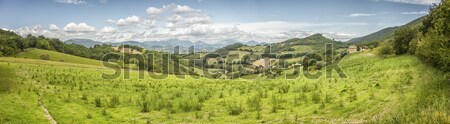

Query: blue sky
[0,0,437,43]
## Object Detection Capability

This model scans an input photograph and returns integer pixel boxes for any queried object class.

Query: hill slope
[348,16,426,43]
[15,48,103,67]
[0,52,448,123]
[65,39,103,48]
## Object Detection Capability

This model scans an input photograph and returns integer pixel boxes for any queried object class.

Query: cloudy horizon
[0,0,437,43]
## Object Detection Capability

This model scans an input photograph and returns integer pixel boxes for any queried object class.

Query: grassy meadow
[0,52,448,123]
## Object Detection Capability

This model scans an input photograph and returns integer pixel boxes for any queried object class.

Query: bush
[246,95,262,111]
[110,95,120,108]
[95,97,102,107]
[39,54,50,60]
[81,94,88,101]
[270,95,282,113]
[375,41,393,57]
[226,100,244,115]
[141,101,150,113]
[178,98,202,112]
[311,92,321,104]
[416,0,450,72]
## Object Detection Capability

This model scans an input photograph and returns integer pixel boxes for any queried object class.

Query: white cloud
[49,24,60,31]
[100,27,116,33]
[63,22,96,32]
[146,7,163,15]
[54,0,86,4]
[174,5,200,14]
[165,22,176,28]
[349,13,376,17]
[167,15,182,23]
[184,15,211,26]
[138,19,156,29]
[401,11,428,15]
[116,16,140,26]
[382,0,440,5]
[12,3,360,43]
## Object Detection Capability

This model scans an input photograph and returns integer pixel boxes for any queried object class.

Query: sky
[0,0,438,43]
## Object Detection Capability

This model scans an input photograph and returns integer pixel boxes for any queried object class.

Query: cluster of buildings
[347,45,369,54]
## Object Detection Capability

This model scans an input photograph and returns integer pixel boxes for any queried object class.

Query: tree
[416,0,450,72]
[36,38,52,50]
[392,28,417,55]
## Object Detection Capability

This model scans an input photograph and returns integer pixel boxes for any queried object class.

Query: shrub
[110,95,120,108]
[270,95,282,113]
[39,54,50,60]
[246,95,262,111]
[226,100,244,115]
[81,94,88,101]
[375,41,393,57]
[95,97,102,107]
[311,92,321,104]
[86,113,93,119]
[141,101,150,113]
[178,98,202,112]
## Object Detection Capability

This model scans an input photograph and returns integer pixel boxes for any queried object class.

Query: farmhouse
[360,46,369,51]
[252,58,277,69]
[112,47,143,54]
[348,45,357,54]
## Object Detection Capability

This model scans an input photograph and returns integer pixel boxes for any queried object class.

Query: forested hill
[348,16,426,44]
[0,29,116,60]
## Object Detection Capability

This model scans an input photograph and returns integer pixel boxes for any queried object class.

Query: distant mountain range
[65,38,266,53]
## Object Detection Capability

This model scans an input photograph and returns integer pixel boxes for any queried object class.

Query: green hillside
[348,16,426,43]
[15,48,103,67]
[270,34,346,54]
[0,52,448,123]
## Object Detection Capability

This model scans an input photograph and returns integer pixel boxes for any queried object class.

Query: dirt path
[38,95,57,124]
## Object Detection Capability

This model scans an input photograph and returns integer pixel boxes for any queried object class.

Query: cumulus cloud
[382,0,440,5]
[49,24,60,31]
[146,7,163,15]
[167,15,182,23]
[174,5,200,14]
[349,13,376,17]
[63,22,96,32]
[13,3,360,43]
[54,0,86,4]
[184,15,211,26]
[100,27,116,33]
[401,11,428,15]
[116,16,140,26]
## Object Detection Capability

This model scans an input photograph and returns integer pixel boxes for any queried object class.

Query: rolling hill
[65,39,103,48]
[348,16,426,43]
[15,48,103,67]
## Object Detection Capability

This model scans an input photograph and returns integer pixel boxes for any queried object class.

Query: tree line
[377,0,449,72]
[0,29,116,60]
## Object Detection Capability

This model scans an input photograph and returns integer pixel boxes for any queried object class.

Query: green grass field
[0,52,448,123]
[15,48,103,67]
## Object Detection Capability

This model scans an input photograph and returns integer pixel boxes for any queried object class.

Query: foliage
[375,41,393,57]
[226,100,244,115]
[392,27,417,55]
[416,0,450,72]
[39,54,50,60]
